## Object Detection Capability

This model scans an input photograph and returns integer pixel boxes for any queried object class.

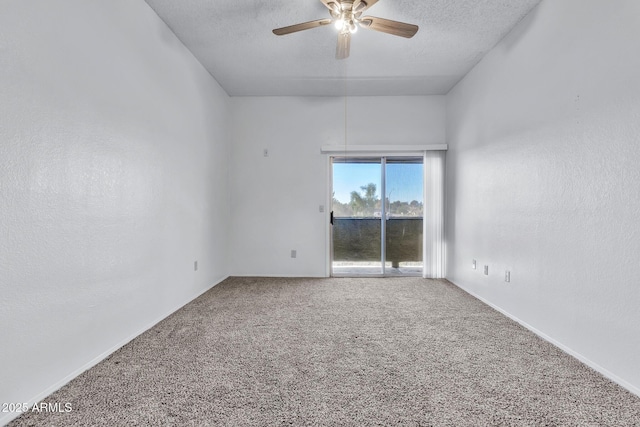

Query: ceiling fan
[272,0,419,59]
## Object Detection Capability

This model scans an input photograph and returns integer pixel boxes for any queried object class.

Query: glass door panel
[331,158,382,276]
[385,158,424,276]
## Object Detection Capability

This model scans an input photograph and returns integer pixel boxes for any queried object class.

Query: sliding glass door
[331,157,423,276]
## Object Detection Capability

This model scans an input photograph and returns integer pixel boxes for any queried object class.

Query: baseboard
[230,273,327,278]
[446,279,640,398]
[0,275,229,427]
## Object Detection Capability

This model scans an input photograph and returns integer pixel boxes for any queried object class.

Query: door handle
[330,211,334,225]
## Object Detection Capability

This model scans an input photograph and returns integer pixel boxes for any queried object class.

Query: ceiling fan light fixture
[334,19,345,30]
[349,21,358,33]
[328,1,341,14]
[354,0,368,13]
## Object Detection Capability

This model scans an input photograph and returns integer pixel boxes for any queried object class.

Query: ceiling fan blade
[359,16,419,38]
[354,0,378,13]
[273,19,332,36]
[336,32,351,59]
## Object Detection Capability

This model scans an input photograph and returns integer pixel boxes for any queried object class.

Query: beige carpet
[10,277,640,426]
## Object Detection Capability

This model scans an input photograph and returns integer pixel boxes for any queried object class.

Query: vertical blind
[423,150,445,278]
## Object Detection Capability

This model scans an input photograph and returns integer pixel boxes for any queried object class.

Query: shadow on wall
[497,0,541,54]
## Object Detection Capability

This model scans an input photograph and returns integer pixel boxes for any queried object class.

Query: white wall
[230,96,445,277]
[446,0,640,394]
[0,1,231,422]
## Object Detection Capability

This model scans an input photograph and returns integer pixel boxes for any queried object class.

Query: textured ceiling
[144,0,541,96]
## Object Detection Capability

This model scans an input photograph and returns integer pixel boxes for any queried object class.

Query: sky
[332,162,423,204]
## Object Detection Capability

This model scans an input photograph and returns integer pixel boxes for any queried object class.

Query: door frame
[328,154,423,277]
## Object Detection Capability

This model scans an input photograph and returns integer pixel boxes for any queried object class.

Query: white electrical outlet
[319,205,325,213]
[505,271,511,282]
[194,261,198,271]
[263,148,269,157]
[484,265,489,275]
[472,259,477,270]
[291,250,297,258]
